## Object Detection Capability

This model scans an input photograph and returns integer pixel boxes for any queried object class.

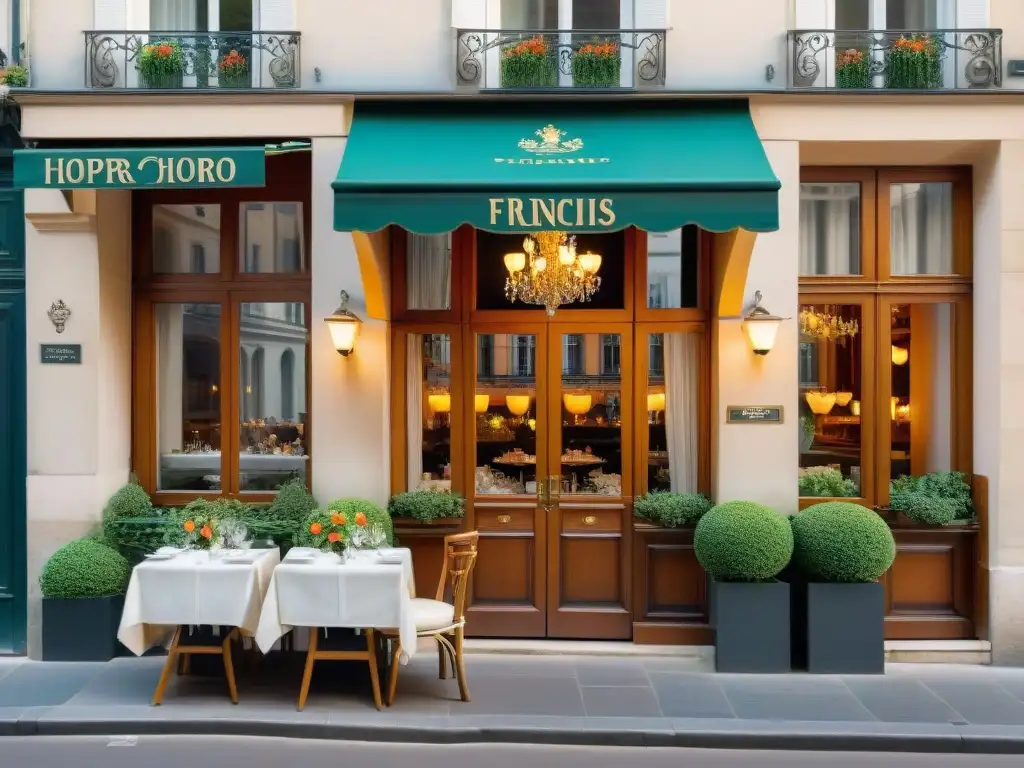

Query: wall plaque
[40,343,82,364]
[726,405,783,424]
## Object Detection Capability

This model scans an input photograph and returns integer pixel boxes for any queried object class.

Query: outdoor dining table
[254,546,418,711]
[117,546,281,705]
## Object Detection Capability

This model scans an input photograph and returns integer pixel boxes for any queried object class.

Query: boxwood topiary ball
[693,501,794,581]
[40,538,131,599]
[791,502,896,583]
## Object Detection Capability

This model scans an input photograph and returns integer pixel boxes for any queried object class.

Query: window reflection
[408,334,453,490]
[407,234,452,310]
[647,226,700,308]
[799,184,861,276]
[475,333,538,495]
[239,203,304,274]
[646,333,699,493]
[153,205,221,274]
[890,183,953,275]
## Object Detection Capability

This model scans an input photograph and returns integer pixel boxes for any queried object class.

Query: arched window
[281,349,295,420]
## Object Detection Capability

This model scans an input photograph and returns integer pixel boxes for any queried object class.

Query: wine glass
[368,523,387,551]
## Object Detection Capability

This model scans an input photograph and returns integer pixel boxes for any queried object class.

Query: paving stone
[923,679,1024,726]
[574,659,649,686]
[64,658,166,706]
[465,655,579,679]
[842,676,964,724]
[580,686,661,718]
[649,672,735,718]
[456,675,585,716]
[719,675,876,722]
[0,662,106,707]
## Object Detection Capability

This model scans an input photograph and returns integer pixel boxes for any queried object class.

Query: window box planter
[42,595,125,661]
[884,38,943,89]
[219,73,251,88]
[499,37,558,88]
[708,578,790,672]
[140,72,184,89]
[791,581,884,673]
[571,43,621,87]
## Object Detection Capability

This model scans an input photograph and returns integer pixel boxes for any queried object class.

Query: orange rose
[354,512,367,527]
[309,522,322,535]
[200,525,213,540]
[183,520,195,533]
[327,532,341,544]
[331,513,346,526]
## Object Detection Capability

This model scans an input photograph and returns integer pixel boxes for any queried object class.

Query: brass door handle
[583,515,597,526]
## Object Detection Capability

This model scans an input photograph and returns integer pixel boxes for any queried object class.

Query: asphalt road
[0,737,1021,768]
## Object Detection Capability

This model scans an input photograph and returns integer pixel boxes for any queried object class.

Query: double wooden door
[465,323,633,639]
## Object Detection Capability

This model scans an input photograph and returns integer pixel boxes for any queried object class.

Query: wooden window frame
[632,227,710,323]
[132,154,312,505]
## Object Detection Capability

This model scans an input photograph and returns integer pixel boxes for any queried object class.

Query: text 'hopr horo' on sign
[13,146,266,190]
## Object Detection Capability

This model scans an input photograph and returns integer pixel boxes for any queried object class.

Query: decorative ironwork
[48,300,71,334]
[788,28,1002,90]
[456,29,665,89]
[84,30,301,89]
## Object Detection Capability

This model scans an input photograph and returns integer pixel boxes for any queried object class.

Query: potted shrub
[500,35,557,88]
[798,466,857,498]
[790,502,896,673]
[633,491,712,528]
[694,501,794,672]
[0,65,29,87]
[218,49,250,88]
[835,48,870,88]
[572,40,620,87]
[885,35,942,89]
[887,471,973,526]
[388,488,465,525]
[41,538,131,661]
[137,40,185,89]
[101,479,167,565]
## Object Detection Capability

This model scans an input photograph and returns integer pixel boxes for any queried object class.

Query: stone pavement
[1,652,1024,753]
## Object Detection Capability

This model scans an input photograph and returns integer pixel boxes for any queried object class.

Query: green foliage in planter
[266,479,318,525]
[40,538,130,598]
[388,489,465,522]
[896,494,959,526]
[884,35,942,89]
[103,477,153,523]
[889,470,973,525]
[572,41,621,87]
[791,502,895,583]
[326,498,394,546]
[693,501,793,582]
[137,40,185,87]
[1,65,29,87]
[101,479,162,561]
[798,466,857,498]
[633,491,712,528]
[835,49,870,88]
[500,36,557,88]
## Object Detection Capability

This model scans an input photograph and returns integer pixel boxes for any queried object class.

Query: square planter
[709,579,790,672]
[794,581,884,674]
[42,594,124,661]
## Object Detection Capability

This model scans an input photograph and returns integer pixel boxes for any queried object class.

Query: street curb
[5,717,1024,753]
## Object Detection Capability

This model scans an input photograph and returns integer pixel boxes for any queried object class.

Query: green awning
[332,100,779,234]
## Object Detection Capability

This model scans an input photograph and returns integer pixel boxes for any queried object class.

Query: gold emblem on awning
[518,125,583,154]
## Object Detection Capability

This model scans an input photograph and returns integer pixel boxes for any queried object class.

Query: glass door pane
[645,332,700,493]
[407,333,453,491]
[474,332,539,496]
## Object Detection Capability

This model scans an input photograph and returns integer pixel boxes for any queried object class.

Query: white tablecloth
[117,548,280,656]
[255,548,418,664]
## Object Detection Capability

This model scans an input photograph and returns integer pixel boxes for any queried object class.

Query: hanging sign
[14,146,266,189]
[726,405,783,424]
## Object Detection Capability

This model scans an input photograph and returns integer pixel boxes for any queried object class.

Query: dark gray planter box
[709,578,790,672]
[798,581,885,674]
[42,594,124,661]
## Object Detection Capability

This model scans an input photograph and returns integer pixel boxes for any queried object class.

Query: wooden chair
[385,531,478,706]
[152,625,240,706]
[297,627,384,711]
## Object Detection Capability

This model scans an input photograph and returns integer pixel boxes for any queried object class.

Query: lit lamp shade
[805,391,837,416]
[742,316,782,355]
[578,251,602,274]
[324,291,362,357]
[505,394,531,416]
[835,391,853,407]
[647,392,666,412]
[891,345,908,366]
[428,393,451,413]
[850,400,861,417]
[563,393,593,415]
[504,252,526,274]
[474,394,490,413]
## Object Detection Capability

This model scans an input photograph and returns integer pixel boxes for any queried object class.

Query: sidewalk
[1,651,1024,753]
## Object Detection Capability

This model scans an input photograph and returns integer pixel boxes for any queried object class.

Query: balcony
[455,29,666,90]
[84,31,301,90]
[788,29,1002,90]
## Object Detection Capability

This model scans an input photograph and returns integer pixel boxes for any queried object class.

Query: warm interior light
[505,394,531,416]
[428,393,451,413]
[897,403,911,421]
[891,345,908,366]
[504,252,526,274]
[533,256,547,273]
[558,245,575,266]
[578,251,602,274]
[527,418,537,431]
[474,394,490,413]
[647,392,666,412]
[324,291,362,357]
[835,391,853,407]
[562,393,593,415]
[891,396,898,421]
[805,391,837,416]
[850,399,861,417]
[743,316,783,355]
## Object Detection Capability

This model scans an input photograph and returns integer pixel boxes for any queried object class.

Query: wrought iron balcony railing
[789,29,1002,90]
[456,29,666,90]
[84,30,300,89]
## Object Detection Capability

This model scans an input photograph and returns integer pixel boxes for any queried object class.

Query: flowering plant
[181,513,219,550]
[835,48,870,89]
[218,49,249,86]
[885,35,942,89]
[500,35,557,88]
[295,509,347,553]
[137,40,184,88]
[572,40,620,87]
[0,65,28,88]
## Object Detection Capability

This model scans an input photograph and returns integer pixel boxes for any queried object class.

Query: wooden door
[545,324,632,638]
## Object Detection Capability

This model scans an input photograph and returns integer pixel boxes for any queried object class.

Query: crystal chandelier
[504,232,602,316]
[799,305,859,344]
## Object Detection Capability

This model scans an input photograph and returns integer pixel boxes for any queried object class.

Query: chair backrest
[435,531,479,622]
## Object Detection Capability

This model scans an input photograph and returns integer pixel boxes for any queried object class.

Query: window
[562,334,584,375]
[835,0,944,30]
[406,233,452,310]
[500,0,625,28]
[150,0,254,31]
[643,332,701,494]
[133,155,311,500]
[797,167,970,507]
[406,333,454,491]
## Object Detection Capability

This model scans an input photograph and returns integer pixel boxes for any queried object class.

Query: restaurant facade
[5,0,1024,663]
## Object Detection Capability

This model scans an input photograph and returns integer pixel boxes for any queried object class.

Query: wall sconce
[324,290,362,357]
[741,290,787,355]
[891,345,908,366]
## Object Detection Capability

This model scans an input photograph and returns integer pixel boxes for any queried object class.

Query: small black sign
[726,405,783,424]
[41,343,82,364]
